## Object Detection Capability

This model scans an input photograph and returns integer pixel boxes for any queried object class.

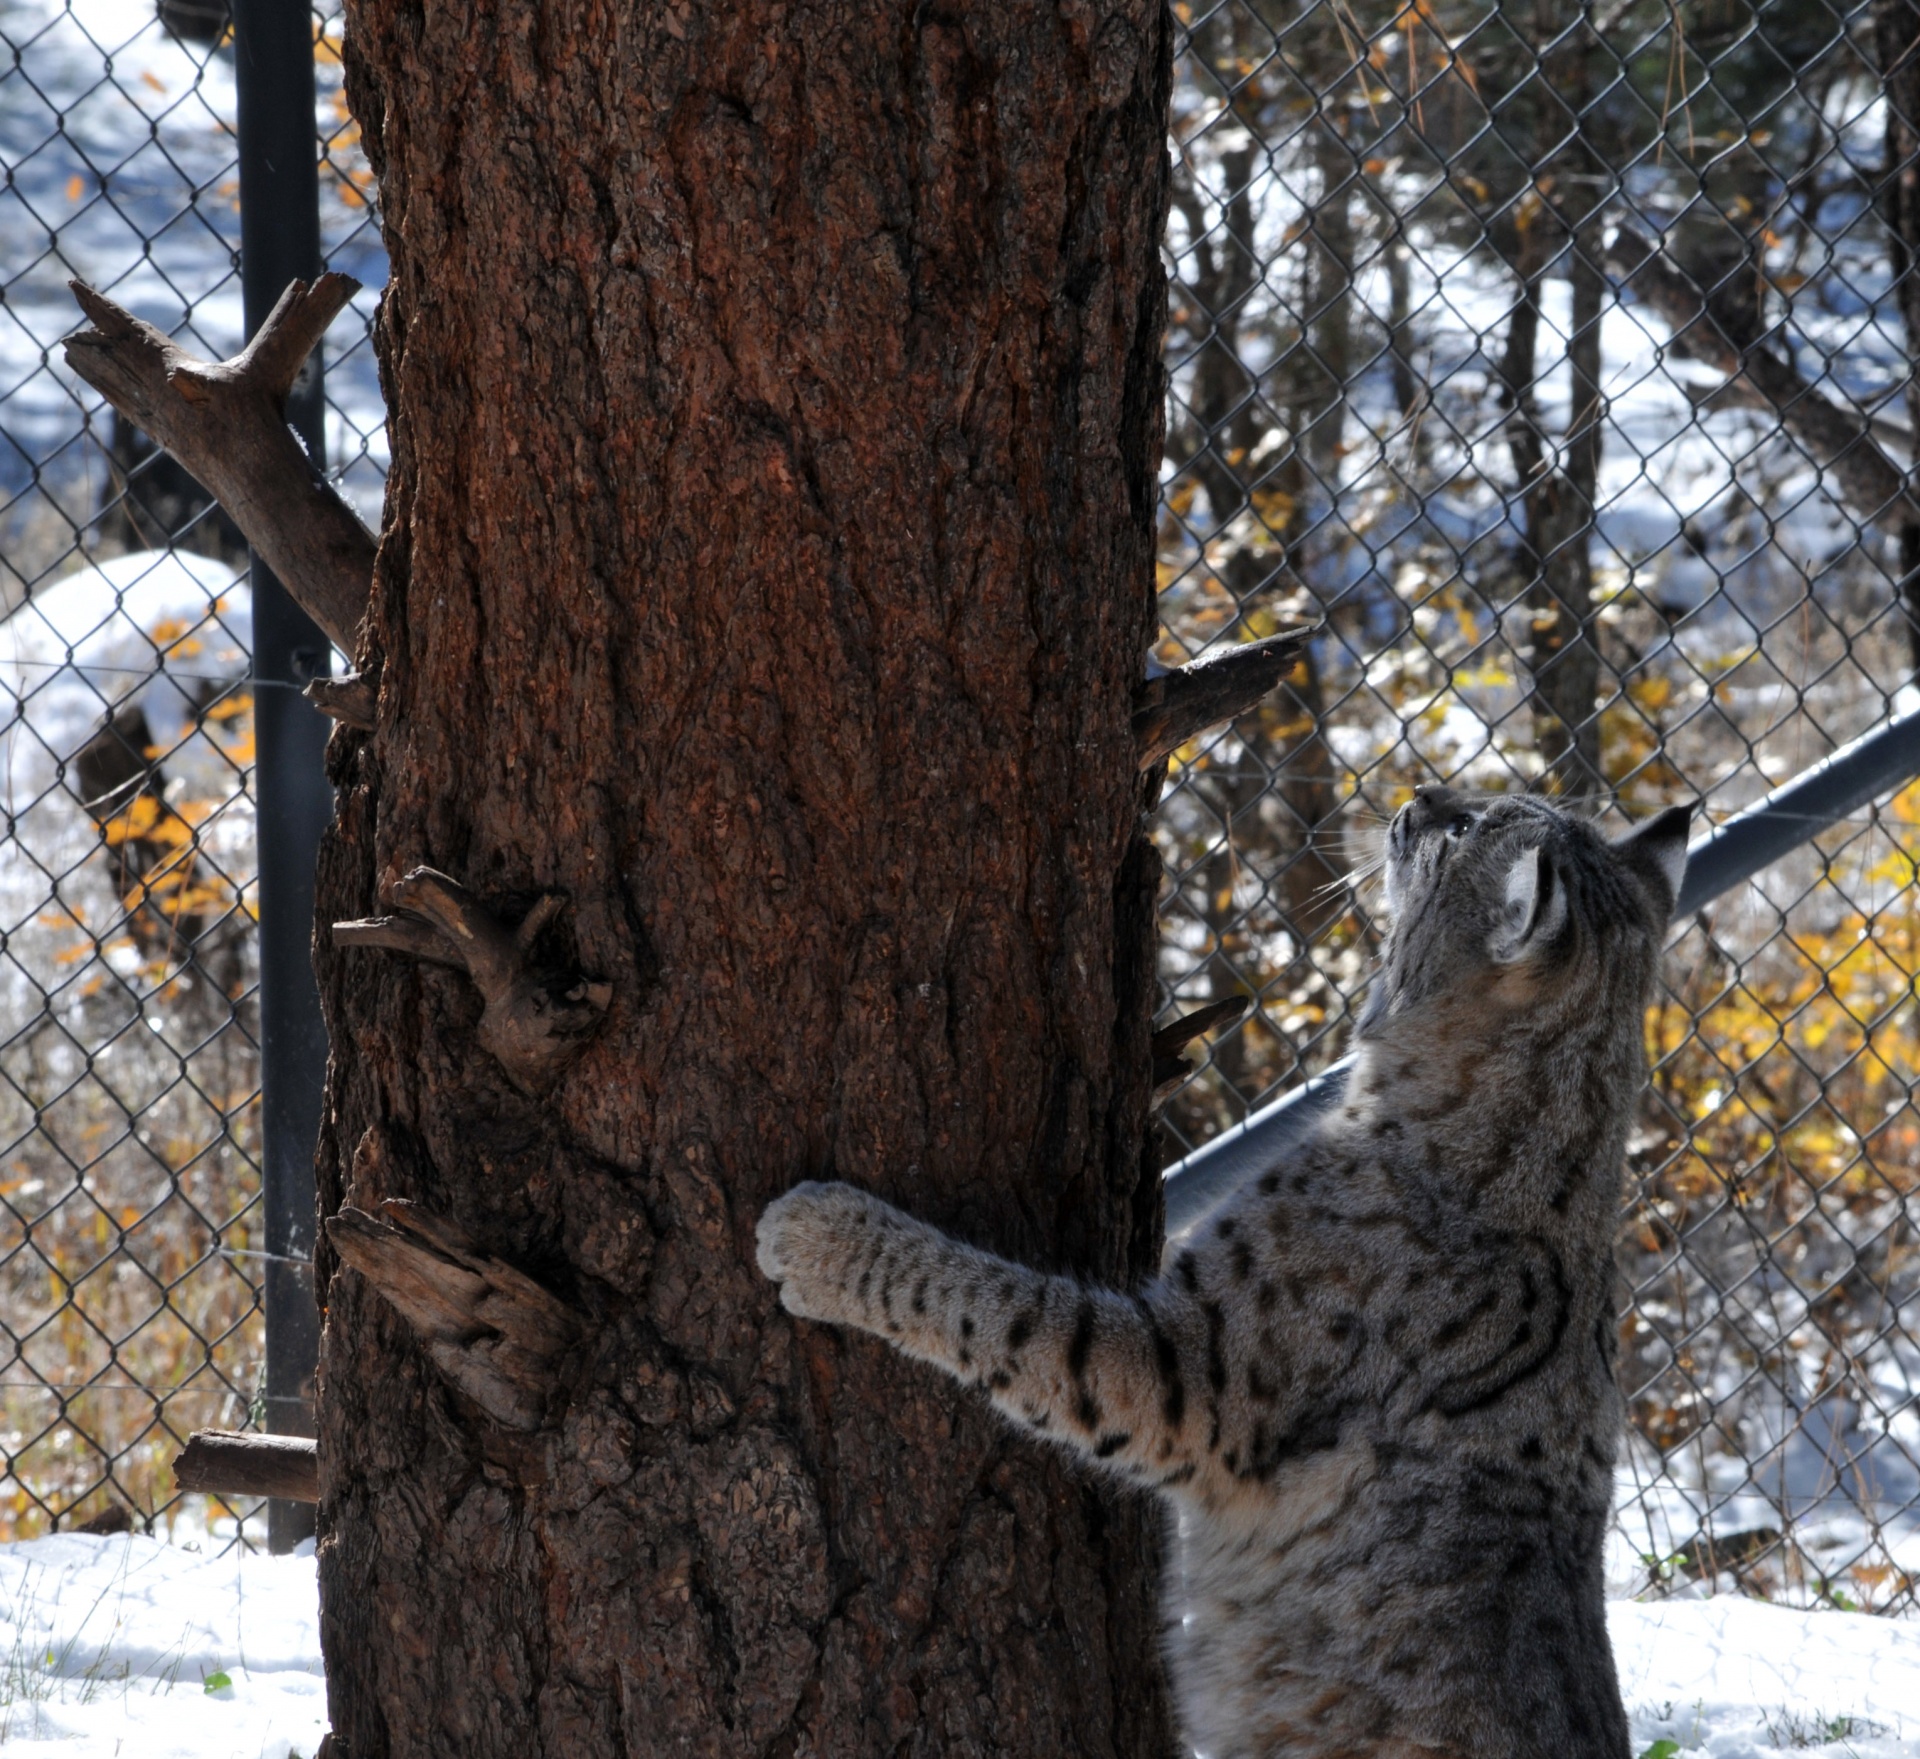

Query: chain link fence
[3,0,1917,1614]
[0,0,381,1542]
[1153,0,1920,1612]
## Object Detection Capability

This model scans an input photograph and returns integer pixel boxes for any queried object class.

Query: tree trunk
[315,4,1177,1756]
[1877,0,1920,673]
[1495,5,1608,801]
[1519,219,1606,802]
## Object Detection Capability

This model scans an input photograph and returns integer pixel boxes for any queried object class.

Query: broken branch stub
[1151,996,1251,1061]
[62,276,375,653]
[175,1429,319,1503]
[1150,996,1251,1107]
[326,1201,581,1431]
[306,669,378,729]
[1133,628,1316,771]
[331,914,467,968]
[332,866,613,1092]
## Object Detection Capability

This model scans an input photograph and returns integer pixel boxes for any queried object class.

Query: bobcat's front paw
[756,1180,891,1324]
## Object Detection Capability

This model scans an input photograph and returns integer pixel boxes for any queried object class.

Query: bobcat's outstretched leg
[757,1181,1209,1492]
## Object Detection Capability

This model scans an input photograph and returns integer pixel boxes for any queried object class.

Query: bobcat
[757,786,1691,1758]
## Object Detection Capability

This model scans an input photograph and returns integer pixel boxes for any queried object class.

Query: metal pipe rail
[1161,704,1920,1238]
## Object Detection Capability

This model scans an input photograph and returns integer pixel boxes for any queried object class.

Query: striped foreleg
[757,1181,1208,1490]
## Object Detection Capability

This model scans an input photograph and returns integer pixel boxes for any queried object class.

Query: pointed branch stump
[306,669,378,729]
[333,867,613,1092]
[175,1429,319,1503]
[1151,995,1252,1106]
[325,1200,581,1431]
[1606,228,1920,528]
[1132,628,1316,771]
[63,276,375,653]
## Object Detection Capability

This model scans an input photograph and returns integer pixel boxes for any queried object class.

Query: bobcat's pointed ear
[1488,843,1568,964]
[1615,803,1694,917]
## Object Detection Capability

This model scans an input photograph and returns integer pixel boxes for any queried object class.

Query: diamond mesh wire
[1153,0,1920,1611]
[0,0,379,1543]
[1,0,1914,1612]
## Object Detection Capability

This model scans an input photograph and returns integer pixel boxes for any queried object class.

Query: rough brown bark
[315,3,1176,1756]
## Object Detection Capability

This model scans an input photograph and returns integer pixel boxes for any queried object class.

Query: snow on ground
[0,1535,325,1756]
[1,547,251,788]
[2,1534,1918,1758]
[1615,1597,1920,1756]
[0,547,257,1023]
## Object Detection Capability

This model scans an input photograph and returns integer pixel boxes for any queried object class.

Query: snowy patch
[1,548,251,792]
[1617,1597,1920,1757]
[0,1534,325,1757]
[3,1533,1919,1756]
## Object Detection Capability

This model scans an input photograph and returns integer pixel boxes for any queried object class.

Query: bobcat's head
[1359,788,1692,1036]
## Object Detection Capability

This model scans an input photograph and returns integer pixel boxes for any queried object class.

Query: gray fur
[758,787,1691,1758]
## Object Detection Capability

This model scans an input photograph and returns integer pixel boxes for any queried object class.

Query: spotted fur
[757,787,1691,1758]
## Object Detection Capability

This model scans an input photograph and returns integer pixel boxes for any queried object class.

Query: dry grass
[1,672,264,1541]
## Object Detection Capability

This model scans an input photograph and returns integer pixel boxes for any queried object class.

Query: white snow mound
[3,1532,1918,1756]
[0,1533,326,1757]
[1615,1596,1920,1756]
[0,548,251,802]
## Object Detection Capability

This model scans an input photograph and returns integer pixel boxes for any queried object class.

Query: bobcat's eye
[1445,812,1475,839]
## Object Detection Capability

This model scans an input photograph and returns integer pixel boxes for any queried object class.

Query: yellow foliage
[1250,486,1295,531]
[1639,784,1920,1242]
[203,692,251,723]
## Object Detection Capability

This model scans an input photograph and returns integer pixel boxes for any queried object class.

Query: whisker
[1306,858,1385,904]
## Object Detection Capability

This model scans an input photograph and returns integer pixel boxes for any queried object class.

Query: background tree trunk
[315,2,1177,1755]
[1877,0,1920,672]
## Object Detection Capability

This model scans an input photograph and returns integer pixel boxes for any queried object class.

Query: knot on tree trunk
[1132,627,1316,771]
[333,868,612,1093]
[325,1200,582,1431]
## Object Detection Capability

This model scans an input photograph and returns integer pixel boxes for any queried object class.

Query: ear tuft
[1488,843,1567,964]
[1616,803,1694,915]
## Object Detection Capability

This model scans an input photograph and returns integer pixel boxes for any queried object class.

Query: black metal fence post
[232,0,332,1554]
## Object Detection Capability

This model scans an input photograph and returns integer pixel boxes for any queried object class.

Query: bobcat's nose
[1409,784,1469,830]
